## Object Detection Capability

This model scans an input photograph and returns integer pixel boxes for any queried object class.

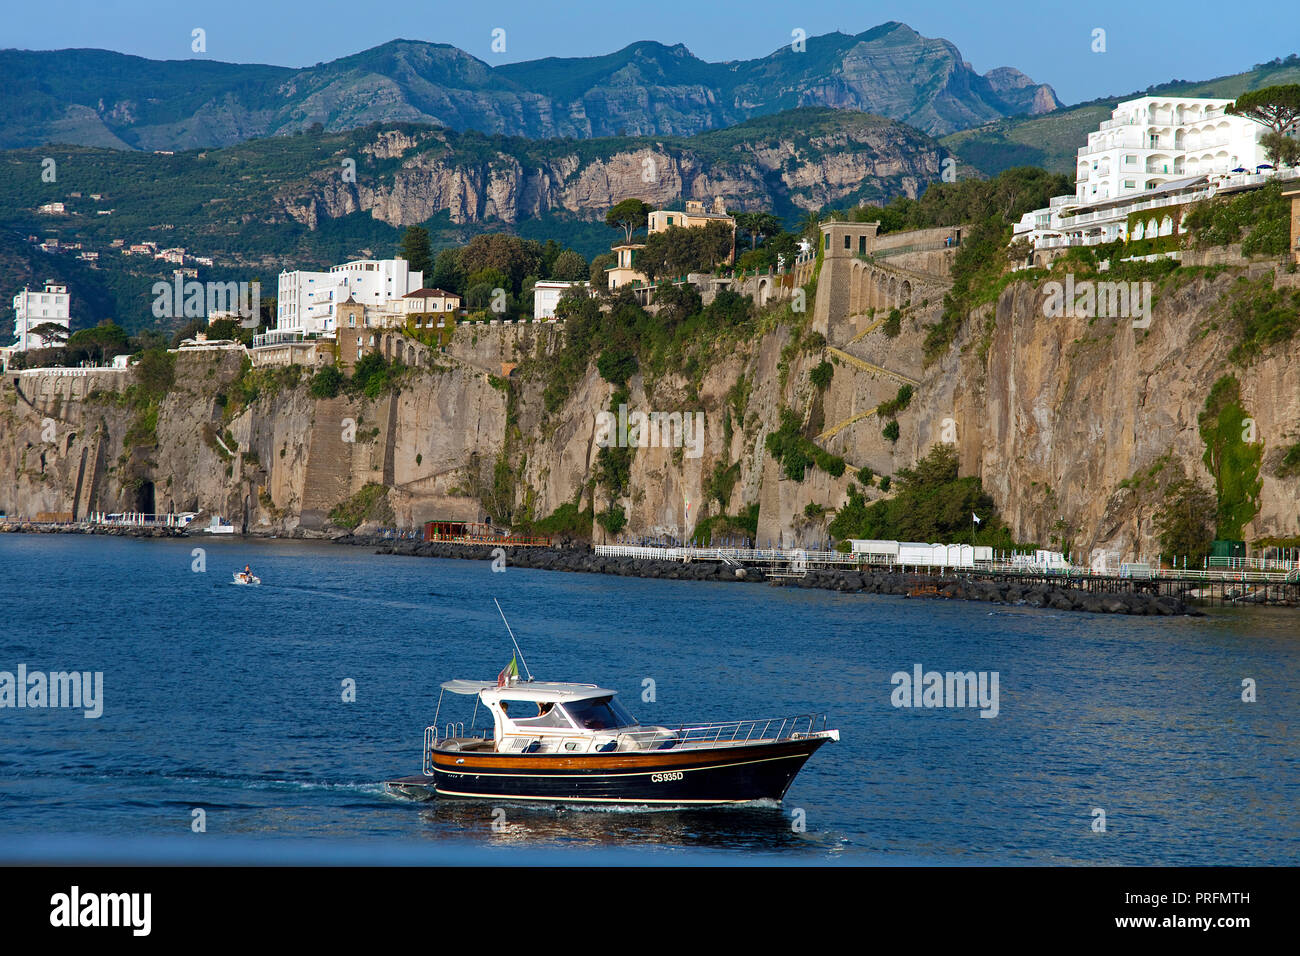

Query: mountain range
[2,22,1058,151]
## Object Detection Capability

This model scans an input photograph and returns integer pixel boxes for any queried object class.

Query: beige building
[606,243,647,290]
[401,287,462,314]
[647,198,734,235]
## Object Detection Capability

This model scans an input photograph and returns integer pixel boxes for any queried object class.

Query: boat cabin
[433,679,675,755]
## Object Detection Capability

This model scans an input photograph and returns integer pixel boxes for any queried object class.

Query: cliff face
[278,112,943,229]
[3,262,1297,558]
[812,264,1300,558]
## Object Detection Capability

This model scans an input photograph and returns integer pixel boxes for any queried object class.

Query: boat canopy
[440,679,618,703]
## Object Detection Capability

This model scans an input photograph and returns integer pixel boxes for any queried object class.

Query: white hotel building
[1015,95,1295,258]
[276,258,423,337]
[11,282,72,351]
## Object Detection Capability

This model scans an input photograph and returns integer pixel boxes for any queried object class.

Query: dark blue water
[0,535,1295,864]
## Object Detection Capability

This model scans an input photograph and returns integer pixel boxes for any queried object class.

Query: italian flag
[497,654,518,688]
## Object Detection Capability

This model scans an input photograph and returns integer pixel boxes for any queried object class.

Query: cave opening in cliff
[135,480,156,515]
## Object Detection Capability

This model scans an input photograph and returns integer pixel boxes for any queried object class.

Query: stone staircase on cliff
[826,347,920,388]
[298,396,358,528]
[815,407,879,443]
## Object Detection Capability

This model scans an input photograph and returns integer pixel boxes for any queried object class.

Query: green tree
[606,199,653,244]
[652,283,703,328]
[207,317,254,346]
[882,308,902,337]
[638,222,733,279]
[1227,85,1300,135]
[1154,478,1216,565]
[460,234,543,294]
[68,320,129,364]
[550,249,588,280]
[431,248,466,294]
[1260,131,1300,168]
[589,252,616,284]
[28,322,69,346]
[733,211,782,250]
[828,444,999,544]
[596,346,638,387]
[400,226,435,280]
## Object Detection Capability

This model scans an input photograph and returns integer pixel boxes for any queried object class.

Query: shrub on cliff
[1279,442,1300,480]
[882,309,902,337]
[829,444,1002,545]
[809,360,833,390]
[596,346,638,387]
[596,505,627,536]
[529,501,594,539]
[132,348,175,401]
[310,366,343,399]
[876,384,913,418]
[1222,279,1300,363]
[328,483,394,531]
[1183,182,1289,257]
[349,352,392,399]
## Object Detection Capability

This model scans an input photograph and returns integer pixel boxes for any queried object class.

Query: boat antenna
[494,598,533,682]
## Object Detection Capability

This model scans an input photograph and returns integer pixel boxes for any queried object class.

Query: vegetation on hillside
[328,482,394,530]
[1198,376,1262,540]
[1154,478,1217,565]
[765,408,845,480]
[1183,182,1292,259]
[827,444,1010,545]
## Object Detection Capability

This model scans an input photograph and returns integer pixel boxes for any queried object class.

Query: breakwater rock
[337,536,1204,616]
[0,522,186,538]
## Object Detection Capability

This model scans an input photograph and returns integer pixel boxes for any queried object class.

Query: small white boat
[232,572,261,586]
[205,516,236,535]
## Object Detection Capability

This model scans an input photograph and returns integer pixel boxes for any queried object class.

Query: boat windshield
[562,695,637,731]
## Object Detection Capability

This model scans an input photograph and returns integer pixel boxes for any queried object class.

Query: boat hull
[421,736,831,806]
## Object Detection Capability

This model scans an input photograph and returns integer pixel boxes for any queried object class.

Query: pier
[593,544,1300,607]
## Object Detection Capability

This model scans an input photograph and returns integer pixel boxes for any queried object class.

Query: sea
[0,534,1295,865]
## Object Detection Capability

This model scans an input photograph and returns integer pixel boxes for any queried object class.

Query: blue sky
[4,0,1296,104]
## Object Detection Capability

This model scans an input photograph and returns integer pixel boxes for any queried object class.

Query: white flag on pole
[972,513,981,524]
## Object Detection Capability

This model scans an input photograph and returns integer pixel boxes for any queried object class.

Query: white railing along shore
[593,545,1299,583]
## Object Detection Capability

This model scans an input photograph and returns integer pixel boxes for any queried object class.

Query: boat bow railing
[617,713,831,750]
[422,714,833,769]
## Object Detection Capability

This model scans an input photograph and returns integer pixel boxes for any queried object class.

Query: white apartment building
[1075,96,1267,203]
[276,258,424,336]
[12,283,71,351]
[1014,95,1296,257]
[533,280,587,319]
